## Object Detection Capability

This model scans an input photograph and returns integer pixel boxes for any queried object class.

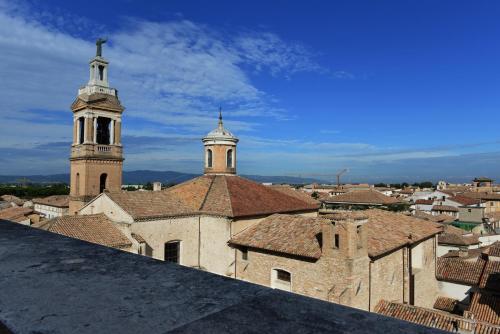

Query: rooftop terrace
[0,220,448,333]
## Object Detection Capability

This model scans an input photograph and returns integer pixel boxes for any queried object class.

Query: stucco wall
[437,281,471,302]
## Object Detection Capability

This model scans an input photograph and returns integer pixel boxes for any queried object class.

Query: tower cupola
[202,109,239,175]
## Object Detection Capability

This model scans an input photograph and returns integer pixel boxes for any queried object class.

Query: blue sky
[0,0,499,183]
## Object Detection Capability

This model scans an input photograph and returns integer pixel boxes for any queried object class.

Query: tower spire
[218,106,223,130]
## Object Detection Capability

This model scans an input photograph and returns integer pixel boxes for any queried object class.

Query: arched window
[75,173,80,195]
[164,241,180,263]
[99,173,107,193]
[271,269,292,291]
[227,149,233,168]
[96,117,111,144]
[207,149,213,168]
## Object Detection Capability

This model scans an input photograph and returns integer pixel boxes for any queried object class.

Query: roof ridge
[198,175,216,212]
[221,176,234,217]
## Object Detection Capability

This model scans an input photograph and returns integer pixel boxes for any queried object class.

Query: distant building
[0,207,35,225]
[33,195,69,219]
[320,189,402,211]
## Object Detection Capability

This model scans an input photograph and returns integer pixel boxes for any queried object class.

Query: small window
[227,149,233,168]
[207,149,213,168]
[356,226,363,249]
[75,173,80,195]
[334,234,340,248]
[276,269,291,282]
[241,248,248,260]
[468,209,472,213]
[164,241,180,263]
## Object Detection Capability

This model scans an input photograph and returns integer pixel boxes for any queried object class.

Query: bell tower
[69,39,124,214]
[202,109,239,175]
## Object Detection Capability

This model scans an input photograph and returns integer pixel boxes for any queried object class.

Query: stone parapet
[0,221,447,334]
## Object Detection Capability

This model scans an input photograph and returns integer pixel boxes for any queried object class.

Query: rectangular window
[164,241,180,263]
[242,248,248,260]
[334,234,340,248]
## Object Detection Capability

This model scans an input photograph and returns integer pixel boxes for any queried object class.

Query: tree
[311,191,319,199]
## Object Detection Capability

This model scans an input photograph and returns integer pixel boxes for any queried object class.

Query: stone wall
[412,237,439,308]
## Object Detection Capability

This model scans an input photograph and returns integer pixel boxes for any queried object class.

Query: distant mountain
[0,171,326,185]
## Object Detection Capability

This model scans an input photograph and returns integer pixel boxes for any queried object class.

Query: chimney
[458,246,468,258]
[153,182,162,191]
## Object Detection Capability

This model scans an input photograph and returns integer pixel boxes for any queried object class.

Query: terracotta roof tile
[34,213,131,249]
[230,214,326,259]
[469,292,500,325]
[463,192,500,201]
[105,190,193,221]
[0,207,33,223]
[438,225,480,246]
[433,297,458,313]
[225,176,319,217]
[436,257,486,285]
[361,209,442,257]
[104,175,319,220]
[323,189,400,205]
[33,195,69,208]
[268,186,320,206]
[432,205,459,212]
[230,209,441,259]
[375,300,500,334]
[415,199,433,205]
[449,195,480,206]
[479,260,500,292]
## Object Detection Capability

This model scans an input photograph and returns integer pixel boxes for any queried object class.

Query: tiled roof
[230,209,441,259]
[131,233,146,243]
[441,247,486,260]
[438,225,480,246]
[479,260,500,292]
[433,296,458,313]
[362,209,442,257]
[375,300,500,334]
[105,190,195,220]
[468,292,500,325]
[436,257,486,285]
[413,211,456,223]
[486,242,500,257]
[33,195,69,208]
[415,199,433,205]
[104,175,319,220]
[229,214,327,259]
[34,213,131,249]
[0,207,33,223]
[0,195,25,206]
[323,190,400,205]
[449,195,480,206]
[267,186,320,206]
[463,192,500,201]
[432,205,458,212]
